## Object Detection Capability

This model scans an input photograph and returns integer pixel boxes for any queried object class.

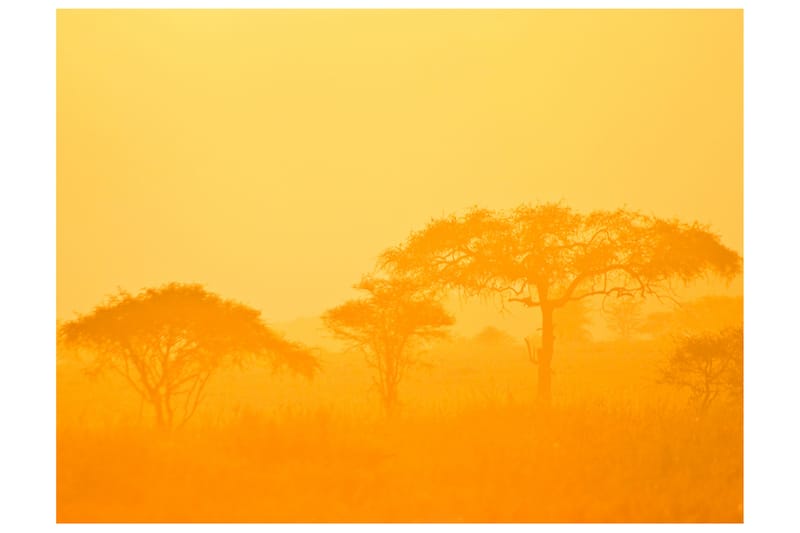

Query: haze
[57,10,742,326]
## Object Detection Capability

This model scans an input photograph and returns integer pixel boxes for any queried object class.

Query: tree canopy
[382,204,740,306]
[659,326,743,411]
[604,297,645,341]
[381,202,741,404]
[322,275,454,415]
[58,282,318,429]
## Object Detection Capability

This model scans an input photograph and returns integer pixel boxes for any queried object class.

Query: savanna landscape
[56,9,743,523]
[57,306,743,523]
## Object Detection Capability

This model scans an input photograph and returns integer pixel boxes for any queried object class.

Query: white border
[3,1,799,531]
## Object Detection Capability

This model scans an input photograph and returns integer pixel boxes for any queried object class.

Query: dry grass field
[57,335,742,523]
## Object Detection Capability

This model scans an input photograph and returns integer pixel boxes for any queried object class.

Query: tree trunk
[153,398,166,431]
[538,305,555,407]
[165,393,174,430]
[382,382,399,418]
[152,393,171,433]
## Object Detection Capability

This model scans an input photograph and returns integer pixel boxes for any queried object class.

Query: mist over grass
[58,400,741,522]
[57,332,742,522]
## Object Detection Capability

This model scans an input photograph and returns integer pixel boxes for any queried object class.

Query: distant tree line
[58,202,742,425]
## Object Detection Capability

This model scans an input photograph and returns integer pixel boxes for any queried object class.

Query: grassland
[56,335,742,522]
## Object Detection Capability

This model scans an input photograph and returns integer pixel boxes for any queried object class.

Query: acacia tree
[58,283,318,430]
[659,326,743,411]
[604,297,644,341]
[322,275,454,416]
[381,203,741,406]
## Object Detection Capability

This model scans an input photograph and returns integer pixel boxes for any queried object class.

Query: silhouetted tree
[382,203,741,406]
[58,283,318,430]
[659,326,743,411]
[322,275,454,416]
[604,297,644,341]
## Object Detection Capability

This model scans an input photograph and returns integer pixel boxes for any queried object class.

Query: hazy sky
[57,10,742,324]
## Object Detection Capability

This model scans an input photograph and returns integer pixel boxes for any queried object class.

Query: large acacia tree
[58,283,318,430]
[322,275,454,416]
[381,203,741,405]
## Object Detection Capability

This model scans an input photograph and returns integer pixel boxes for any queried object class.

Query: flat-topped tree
[322,275,454,416]
[58,283,318,430]
[381,203,741,406]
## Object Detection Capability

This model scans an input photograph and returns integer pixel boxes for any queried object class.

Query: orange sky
[57,9,742,324]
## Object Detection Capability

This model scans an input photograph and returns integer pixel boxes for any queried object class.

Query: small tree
[659,326,743,411]
[58,283,318,430]
[322,275,454,416]
[604,297,644,341]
